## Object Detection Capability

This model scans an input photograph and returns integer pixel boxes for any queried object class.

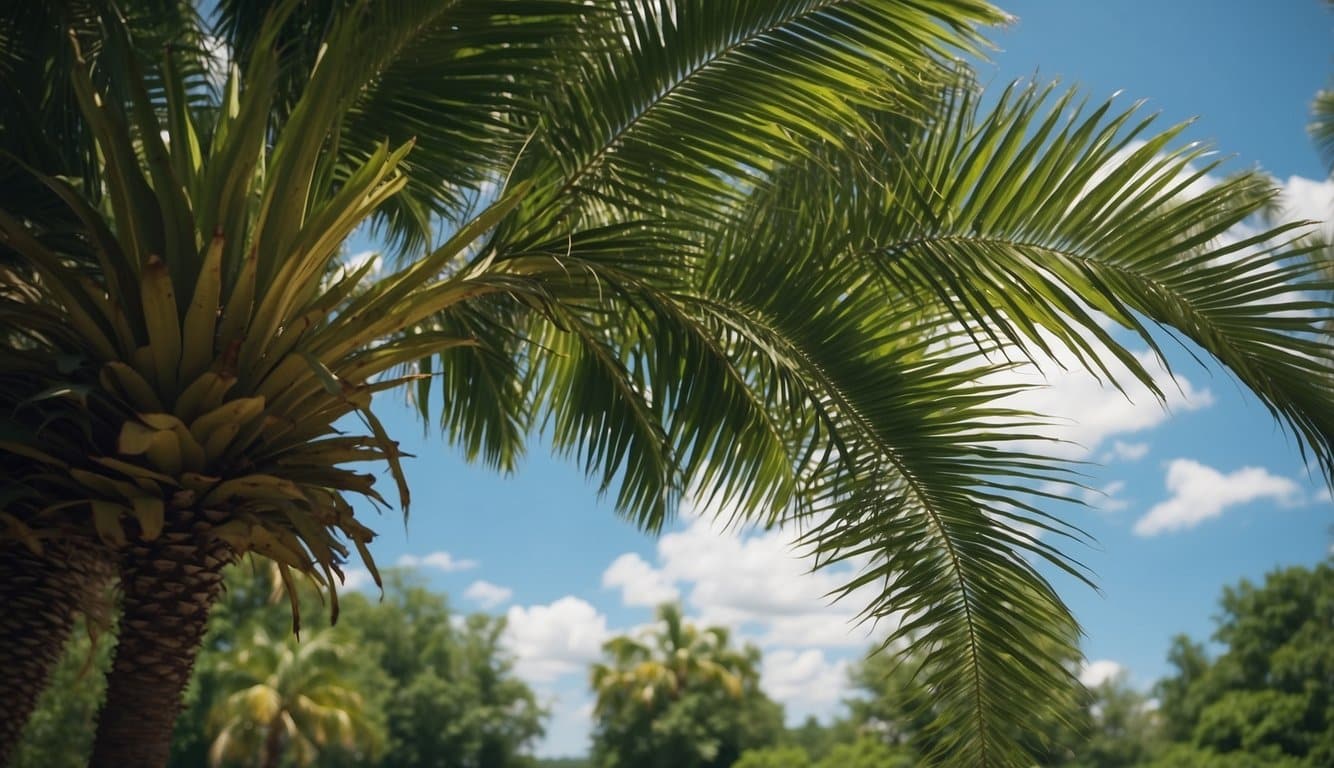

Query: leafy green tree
[1066,672,1163,768]
[845,631,1086,765]
[735,737,914,768]
[590,604,783,768]
[733,745,813,768]
[814,738,915,768]
[784,716,856,763]
[4,2,1334,767]
[1151,561,1333,767]
[339,573,545,768]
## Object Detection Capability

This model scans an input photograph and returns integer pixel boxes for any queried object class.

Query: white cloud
[1133,459,1301,536]
[992,347,1213,461]
[762,648,849,724]
[602,553,680,607]
[1107,441,1150,463]
[396,551,478,572]
[1277,175,1334,231]
[203,35,231,90]
[340,567,377,592]
[635,502,886,648]
[325,250,383,288]
[1081,480,1129,513]
[464,579,514,608]
[504,597,609,682]
[1079,659,1124,688]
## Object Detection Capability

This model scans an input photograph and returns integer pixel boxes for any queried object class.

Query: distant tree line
[13,559,1330,767]
[13,563,545,768]
[590,561,1332,768]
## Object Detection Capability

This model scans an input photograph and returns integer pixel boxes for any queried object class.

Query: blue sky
[332,2,1334,756]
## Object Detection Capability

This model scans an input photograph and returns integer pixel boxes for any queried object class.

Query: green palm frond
[0,0,213,201]
[512,0,1005,233]
[0,5,543,625]
[674,75,1334,766]
[1312,87,1334,177]
[872,80,1334,478]
[215,0,594,253]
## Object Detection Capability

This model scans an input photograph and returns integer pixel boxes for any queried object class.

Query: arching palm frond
[665,77,1334,766]
[509,0,1004,235]
[214,0,596,253]
[1312,87,1334,178]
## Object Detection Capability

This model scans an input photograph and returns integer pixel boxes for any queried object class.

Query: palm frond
[681,75,1334,767]
[215,0,593,254]
[508,0,1004,236]
[1312,87,1334,178]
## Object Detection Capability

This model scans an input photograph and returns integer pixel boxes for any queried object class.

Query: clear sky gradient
[333,1,1334,756]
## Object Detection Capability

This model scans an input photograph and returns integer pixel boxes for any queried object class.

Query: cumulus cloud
[762,648,850,723]
[602,553,680,607]
[1277,175,1334,230]
[504,597,609,682]
[396,551,479,572]
[615,502,887,648]
[1133,459,1301,536]
[991,347,1214,461]
[464,579,514,608]
[1082,480,1130,513]
[1106,441,1150,463]
[340,566,377,592]
[1079,659,1125,688]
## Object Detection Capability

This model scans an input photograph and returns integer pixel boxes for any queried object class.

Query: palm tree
[591,603,752,711]
[207,627,380,768]
[590,603,775,767]
[1,2,1332,766]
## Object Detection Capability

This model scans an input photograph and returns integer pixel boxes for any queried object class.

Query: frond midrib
[700,293,1001,763]
[553,0,855,202]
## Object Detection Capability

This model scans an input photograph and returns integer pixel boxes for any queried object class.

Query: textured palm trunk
[0,539,112,764]
[260,718,286,768]
[89,518,234,768]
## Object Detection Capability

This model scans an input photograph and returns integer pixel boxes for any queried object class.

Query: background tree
[206,627,384,768]
[1066,672,1163,768]
[338,573,545,768]
[732,745,812,768]
[843,630,1085,765]
[590,604,784,768]
[1149,561,1333,768]
[733,737,914,768]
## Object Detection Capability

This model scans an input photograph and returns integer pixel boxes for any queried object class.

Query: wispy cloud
[1079,659,1125,687]
[1133,459,1300,536]
[464,580,514,608]
[601,553,680,607]
[396,551,479,572]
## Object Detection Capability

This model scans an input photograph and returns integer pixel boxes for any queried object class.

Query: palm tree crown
[208,627,380,768]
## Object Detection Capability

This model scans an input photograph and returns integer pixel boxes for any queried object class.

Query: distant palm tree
[591,603,774,768]
[208,628,380,768]
[591,603,751,711]
[1,2,1332,766]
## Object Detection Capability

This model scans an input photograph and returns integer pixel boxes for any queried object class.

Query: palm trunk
[0,540,112,764]
[260,718,286,768]
[89,521,233,768]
